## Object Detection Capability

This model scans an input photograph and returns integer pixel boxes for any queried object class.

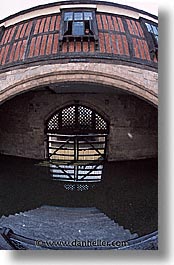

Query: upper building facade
[0,1,158,161]
[0,0,158,70]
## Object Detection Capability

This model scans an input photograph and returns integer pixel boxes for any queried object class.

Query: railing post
[0,227,17,250]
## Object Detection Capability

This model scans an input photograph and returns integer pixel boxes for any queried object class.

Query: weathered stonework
[0,62,158,106]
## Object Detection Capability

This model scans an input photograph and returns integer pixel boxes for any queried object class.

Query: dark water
[0,155,158,236]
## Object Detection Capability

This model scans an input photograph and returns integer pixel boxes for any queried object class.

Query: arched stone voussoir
[0,63,158,106]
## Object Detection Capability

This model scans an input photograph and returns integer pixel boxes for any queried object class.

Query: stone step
[4,225,134,243]
[1,221,136,242]
[0,217,134,234]
[0,218,126,235]
[0,221,133,238]
[39,206,101,214]
[0,214,111,226]
[0,220,119,233]
[0,205,138,249]
[40,205,100,212]
[18,209,105,218]
[21,211,106,218]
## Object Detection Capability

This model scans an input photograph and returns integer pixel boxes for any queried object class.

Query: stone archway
[0,62,158,106]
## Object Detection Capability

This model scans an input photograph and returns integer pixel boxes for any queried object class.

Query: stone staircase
[0,206,138,250]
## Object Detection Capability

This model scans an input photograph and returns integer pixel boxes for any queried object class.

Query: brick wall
[0,89,157,161]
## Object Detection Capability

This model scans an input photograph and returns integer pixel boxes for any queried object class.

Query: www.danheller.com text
[35,239,128,248]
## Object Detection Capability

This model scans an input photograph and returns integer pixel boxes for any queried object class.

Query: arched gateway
[46,104,109,188]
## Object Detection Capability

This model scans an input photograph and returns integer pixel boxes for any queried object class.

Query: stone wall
[0,89,157,161]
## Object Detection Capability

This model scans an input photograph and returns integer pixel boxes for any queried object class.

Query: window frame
[59,8,99,50]
[140,18,158,60]
[145,23,158,41]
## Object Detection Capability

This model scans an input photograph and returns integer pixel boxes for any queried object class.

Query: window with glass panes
[143,21,158,60]
[145,22,158,43]
[63,11,95,36]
